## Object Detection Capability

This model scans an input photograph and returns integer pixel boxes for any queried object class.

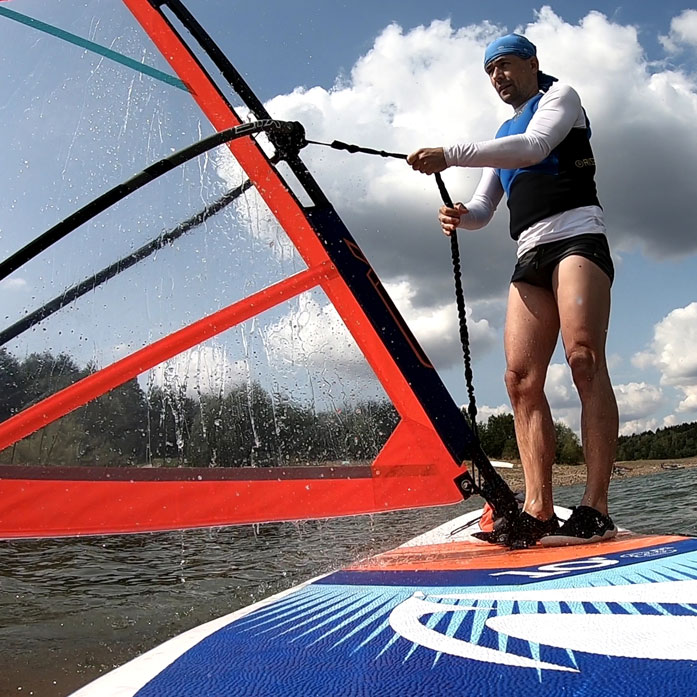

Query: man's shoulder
[540,82,582,106]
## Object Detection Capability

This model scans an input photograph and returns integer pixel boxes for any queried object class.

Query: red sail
[0,1,478,538]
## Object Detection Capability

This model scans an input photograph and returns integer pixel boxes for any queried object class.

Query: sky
[2,1,697,438]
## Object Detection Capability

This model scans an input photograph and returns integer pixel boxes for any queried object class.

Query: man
[407,34,619,548]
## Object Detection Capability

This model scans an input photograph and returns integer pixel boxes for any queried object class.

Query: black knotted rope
[305,138,408,161]
[433,172,479,439]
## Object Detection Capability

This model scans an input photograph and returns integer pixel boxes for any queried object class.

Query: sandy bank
[498,456,697,491]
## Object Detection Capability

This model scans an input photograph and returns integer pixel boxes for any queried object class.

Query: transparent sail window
[1,287,398,469]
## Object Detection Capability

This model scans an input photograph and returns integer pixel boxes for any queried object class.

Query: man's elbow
[519,139,551,167]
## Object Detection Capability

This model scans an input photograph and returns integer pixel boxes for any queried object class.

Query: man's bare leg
[504,282,560,520]
[553,256,618,516]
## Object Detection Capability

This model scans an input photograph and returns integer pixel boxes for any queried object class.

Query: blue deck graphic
[132,538,697,697]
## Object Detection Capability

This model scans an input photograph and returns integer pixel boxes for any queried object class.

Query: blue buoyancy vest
[496,93,600,240]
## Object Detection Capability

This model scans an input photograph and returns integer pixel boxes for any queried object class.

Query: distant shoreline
[498,456,697,490]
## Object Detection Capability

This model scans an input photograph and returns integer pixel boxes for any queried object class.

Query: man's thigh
[552,255,611,354]
[504,282,560,377]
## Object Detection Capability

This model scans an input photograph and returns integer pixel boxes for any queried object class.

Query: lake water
[1,467,696,697]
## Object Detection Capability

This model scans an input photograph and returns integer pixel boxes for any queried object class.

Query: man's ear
[530,56,540,73]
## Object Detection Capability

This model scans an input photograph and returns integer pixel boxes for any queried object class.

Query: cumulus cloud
[260,6,697,296]
[539,362,580,433]
[213,155,301,265]
[619,411,679,436]
[216,8,697,425]
[479,373,668,436]
[0,278,28,291]
[631,302,697,417]
[513,8,697,260]
[148,345,246,397]
[263,18,517,307]
[545,363,577,409]
[263,293,367,378]
[675,387,697,414]
[613,381,664,421]
[6,4,697,453]
[477,403,512,421]
[619,417,660,437]
[660,10,697,53]
[260,279,496,381]
[386,280,498,370]
[529,367,665,436]
[633,302,697,382]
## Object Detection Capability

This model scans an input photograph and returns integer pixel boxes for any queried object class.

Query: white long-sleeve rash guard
[442,83,602,246]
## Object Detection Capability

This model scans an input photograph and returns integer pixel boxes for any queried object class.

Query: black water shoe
[505,511,560,550]
[540,505,617,547]
[473,511,559,549]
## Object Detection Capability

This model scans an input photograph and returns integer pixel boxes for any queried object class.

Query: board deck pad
[71,507,697,696]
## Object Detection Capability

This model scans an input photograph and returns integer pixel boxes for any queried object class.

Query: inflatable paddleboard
[71,506,697,696]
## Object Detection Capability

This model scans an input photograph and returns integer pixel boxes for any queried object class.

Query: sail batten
[0,5,187,90]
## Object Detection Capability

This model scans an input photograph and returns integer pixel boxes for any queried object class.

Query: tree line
[477,413,697,464]
[0,348,398,467]
[476,412,584,465]
[616,422,697,461]
[2,349,696,468]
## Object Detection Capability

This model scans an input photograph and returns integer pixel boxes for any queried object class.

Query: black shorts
[511,233,614,289]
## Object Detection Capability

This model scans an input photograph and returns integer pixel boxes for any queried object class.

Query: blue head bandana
[483,34,558,92]
[484,34,536,67]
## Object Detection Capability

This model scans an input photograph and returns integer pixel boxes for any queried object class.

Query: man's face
[485,54,539,108]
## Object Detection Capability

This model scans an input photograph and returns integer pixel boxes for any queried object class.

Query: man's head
[484,34,556,108]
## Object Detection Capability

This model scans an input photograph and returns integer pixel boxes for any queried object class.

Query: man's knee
[504,367,544,404]
[566,344,598,387]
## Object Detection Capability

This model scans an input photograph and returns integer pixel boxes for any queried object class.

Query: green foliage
[477,412,582,464]
[2,351,150,466]
[0,348,24,421]
[79,376,148,464]
[617,422,697,461]
[554,421,583,465]
[19,351,82,405]
[146,384,198,465]
[0,349,400,468]
[478,413,519,461]
[185,388,400,467]
[478,412,697,464]
[6,346,696,469]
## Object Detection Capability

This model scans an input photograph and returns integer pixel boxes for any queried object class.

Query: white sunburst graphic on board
[234,552,697,679]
